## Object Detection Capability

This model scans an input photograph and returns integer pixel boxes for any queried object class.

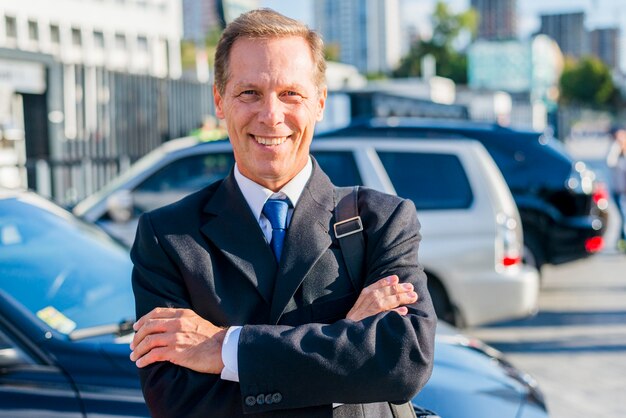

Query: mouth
[252,135,290,146]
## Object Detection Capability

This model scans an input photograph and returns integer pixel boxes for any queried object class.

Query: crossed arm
[130,274,418,373]
[130,197,435,416]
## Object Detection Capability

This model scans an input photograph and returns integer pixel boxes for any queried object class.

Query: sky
[260,0,626,40]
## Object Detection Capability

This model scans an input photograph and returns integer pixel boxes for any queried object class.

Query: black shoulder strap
[334,187,420,418]
[333,186,365,290]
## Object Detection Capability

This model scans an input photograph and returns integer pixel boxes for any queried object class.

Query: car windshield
[0,195,135,335]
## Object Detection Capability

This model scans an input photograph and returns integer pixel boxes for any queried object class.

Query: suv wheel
[427,275,456,325]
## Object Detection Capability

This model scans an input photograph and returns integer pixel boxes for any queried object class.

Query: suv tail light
[496,213,522,269]
[592,182,609,211]
[585,236,604,253]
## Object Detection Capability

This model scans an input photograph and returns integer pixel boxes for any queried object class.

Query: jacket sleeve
[237,196,437,414]
[131,212,243,418]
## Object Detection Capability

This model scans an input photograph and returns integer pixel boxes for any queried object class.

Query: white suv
[74,136,539,327]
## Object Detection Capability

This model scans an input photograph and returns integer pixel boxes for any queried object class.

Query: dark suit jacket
[131,160,436,417]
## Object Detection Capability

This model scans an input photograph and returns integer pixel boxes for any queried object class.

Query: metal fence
[27,65,213,206]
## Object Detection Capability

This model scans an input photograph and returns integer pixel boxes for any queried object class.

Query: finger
[396,291,418,306]
[367,275,399,291]
[392,307,409,316]
[131,332,168,363]
[135,346,170,368]
[371,281,414,299]
[133,307,186,331]
[376,291,418,312]
[131,317,172,349]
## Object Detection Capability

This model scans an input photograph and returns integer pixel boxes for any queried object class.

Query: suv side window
[312,151,363,187]
[137,153,234,193]
[377,151,473,210]
[132,153,234,212]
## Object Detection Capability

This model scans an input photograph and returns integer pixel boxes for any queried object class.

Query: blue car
[417,323,548,418]
[0,190,548,417]
[0,190,145,417]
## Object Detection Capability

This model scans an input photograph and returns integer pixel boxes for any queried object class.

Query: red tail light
[592,183,609,210]
[502,256,522,266]
[496,213,522,269]
[585,236,604,253]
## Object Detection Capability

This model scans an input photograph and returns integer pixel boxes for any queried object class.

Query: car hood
[413,323,547,418]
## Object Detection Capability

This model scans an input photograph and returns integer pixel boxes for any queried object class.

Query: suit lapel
[269,163,335,324]
[200,173,277,304]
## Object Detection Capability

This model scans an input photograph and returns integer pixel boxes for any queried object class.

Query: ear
[316,87,327,122]
[214,84,225,119]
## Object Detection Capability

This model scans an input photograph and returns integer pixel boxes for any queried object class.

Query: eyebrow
[232,82,307,91]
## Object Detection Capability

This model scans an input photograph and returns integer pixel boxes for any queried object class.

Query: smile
[253,136,289,146]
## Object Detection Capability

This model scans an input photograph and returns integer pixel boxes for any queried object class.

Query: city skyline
[261,0,626,69]
[262,0,625,37]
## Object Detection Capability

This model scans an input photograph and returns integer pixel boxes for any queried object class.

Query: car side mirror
[106,190,134,223]
[0,347,24,368]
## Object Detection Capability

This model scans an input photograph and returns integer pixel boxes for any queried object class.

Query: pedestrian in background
[129,8,435,418]
[607,126,626,250]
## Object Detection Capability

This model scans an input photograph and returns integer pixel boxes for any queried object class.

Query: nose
[257,94,284,127]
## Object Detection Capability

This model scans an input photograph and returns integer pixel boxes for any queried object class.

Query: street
[467,249,626,418]
[466,136,626,418]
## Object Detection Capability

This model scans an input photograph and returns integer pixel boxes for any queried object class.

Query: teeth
[254,136,288,146]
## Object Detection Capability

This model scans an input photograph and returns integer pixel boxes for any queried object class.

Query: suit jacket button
[265,394,273,405]
[256,394,265,405]
[245,396,256,407]
[272,392,282,404]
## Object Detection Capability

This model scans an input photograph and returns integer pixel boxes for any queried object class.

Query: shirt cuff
[220,326,241,382]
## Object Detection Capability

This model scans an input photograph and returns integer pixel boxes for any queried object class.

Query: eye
[281,90,304,102]
[236,90,259,102]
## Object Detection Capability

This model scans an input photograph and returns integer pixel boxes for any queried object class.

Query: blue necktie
[262,199,290,262]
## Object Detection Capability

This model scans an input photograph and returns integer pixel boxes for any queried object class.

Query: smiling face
[214,36,327,191]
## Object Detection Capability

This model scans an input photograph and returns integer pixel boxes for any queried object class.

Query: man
[130,8,436,417]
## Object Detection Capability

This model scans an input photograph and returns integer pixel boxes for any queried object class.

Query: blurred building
[471,0,517,40]
[0,0,182,77]
[182,0,258,41]
[0,0,213,204]
[314,0,401,75]
[538,11,587,58]
[183,0,223,41]
[467,35,564,130]
[590,27,620,70]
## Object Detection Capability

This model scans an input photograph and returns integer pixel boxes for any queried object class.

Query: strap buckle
[333,216,363,239]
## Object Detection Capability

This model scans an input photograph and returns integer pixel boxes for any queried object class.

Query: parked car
[73,136,539,327]
[0,189,145,417]
[0,190,548,418]
[317,117,608,270]
[415,322,548,418]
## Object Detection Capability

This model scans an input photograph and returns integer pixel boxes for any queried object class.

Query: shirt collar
[234,157,313,222]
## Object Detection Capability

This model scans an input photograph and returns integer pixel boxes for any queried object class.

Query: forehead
[227,36,316,86]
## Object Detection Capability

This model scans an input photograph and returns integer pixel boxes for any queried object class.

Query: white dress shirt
[220,157,313,382]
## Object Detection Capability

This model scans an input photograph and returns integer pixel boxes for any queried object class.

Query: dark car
[316,117,608,269]
[0,189,147,417]
[2,189,549,417]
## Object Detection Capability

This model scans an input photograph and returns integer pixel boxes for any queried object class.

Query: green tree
[394,2,476,84]
[324,42,341,62]
[180,28,223,72]
[559,56,617,107]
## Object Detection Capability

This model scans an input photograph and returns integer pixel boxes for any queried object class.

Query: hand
[346,275,418,321]
[130,307,227,374]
